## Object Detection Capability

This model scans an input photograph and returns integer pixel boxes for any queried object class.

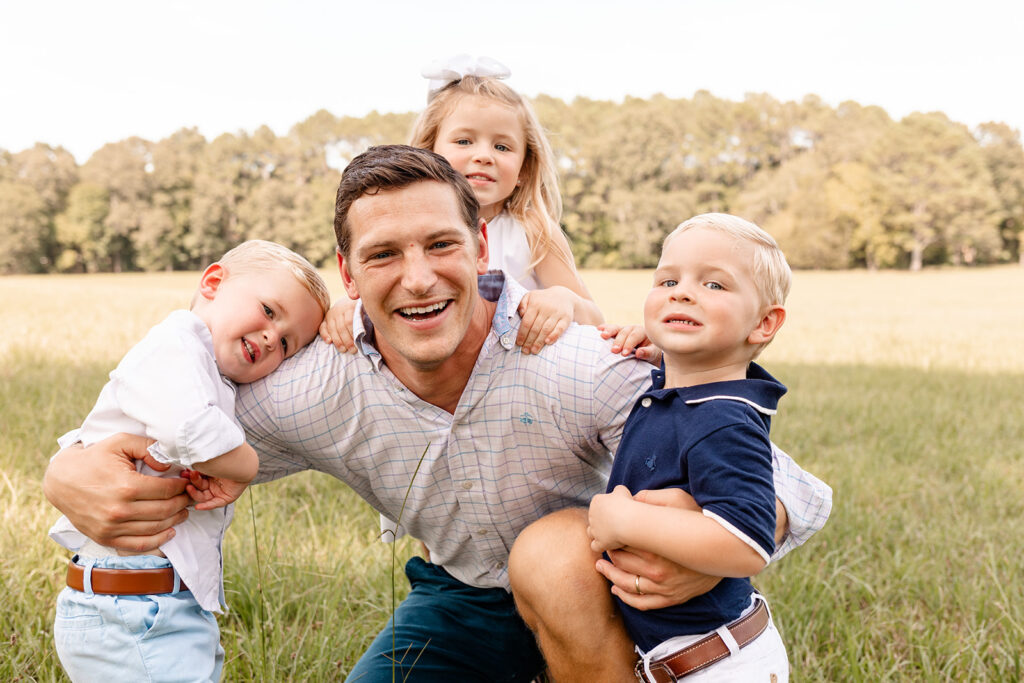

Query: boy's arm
[190,441,258,483]
[589,486,769,577]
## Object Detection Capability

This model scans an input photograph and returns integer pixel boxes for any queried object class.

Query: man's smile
[397,300,452,320]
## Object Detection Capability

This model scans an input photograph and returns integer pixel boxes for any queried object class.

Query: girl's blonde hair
[409,76,573,270]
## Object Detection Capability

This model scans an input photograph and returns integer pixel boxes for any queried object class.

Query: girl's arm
[588,485,768,578]
[318,298,358,353]
[517,232,604,354]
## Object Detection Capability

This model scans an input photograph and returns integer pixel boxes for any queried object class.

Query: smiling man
[45,145,831,682]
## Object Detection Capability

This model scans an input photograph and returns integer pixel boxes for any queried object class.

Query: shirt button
[495,561,505,569]
[478,529,488,535]
[500,333,513,348]
[641,397,652,407]
[462,481,473,490]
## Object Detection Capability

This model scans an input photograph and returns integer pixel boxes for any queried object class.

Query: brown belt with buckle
[634,599,770,682]
[66,560,188,595]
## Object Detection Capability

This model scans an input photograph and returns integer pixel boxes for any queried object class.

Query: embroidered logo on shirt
[518,412,535,425]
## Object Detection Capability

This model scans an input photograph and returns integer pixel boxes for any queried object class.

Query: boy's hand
[318,298,357,353]
[597,323,661,365]
[516,286,575,354]
[182,470,250,510]
[595,488,719,610]
[587,485,635,553]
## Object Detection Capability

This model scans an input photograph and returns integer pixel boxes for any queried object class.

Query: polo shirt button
[641,397,652,407]
[500,334,513,348]
[462,481,473,490]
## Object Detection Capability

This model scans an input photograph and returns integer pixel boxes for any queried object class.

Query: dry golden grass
[5,265,1022,374]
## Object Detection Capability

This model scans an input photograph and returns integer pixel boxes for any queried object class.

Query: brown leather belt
[66,560,187,595]
[634,599,770,682]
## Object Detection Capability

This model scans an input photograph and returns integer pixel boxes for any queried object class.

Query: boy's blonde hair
[665,213,792,309]
[409,76,573,271]
[199,240,331,316]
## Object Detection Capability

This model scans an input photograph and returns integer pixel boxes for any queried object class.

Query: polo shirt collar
[646,362,787,415]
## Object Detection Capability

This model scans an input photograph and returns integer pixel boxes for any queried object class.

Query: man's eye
[431,241,453,250]
[369,251,393,261]
[263,304,274,317]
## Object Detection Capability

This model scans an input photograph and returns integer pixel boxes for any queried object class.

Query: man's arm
[43,433,190,552]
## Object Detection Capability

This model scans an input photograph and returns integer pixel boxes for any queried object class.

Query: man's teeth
[399,301,448,317]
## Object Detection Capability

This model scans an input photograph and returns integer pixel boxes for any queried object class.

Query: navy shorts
[345,557,545,682]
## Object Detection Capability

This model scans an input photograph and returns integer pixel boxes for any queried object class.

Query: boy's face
[644,226,770,376]
[196,265,323,384]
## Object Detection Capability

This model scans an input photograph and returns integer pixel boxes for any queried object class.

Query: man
[45,145,831,681]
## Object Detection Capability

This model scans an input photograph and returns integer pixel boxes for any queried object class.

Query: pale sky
[2,0,1022,163]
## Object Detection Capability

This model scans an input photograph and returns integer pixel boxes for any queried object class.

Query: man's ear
[476,218,489,275]
[748,305,786,345]
[197,263,228,302]
[337,248,360,300]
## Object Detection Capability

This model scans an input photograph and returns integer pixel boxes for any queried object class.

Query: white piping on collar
[684,395,777,415]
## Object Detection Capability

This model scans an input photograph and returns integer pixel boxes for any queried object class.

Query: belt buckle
[635,659,675,683]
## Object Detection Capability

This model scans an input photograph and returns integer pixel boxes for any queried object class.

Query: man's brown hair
[334,145,480,256]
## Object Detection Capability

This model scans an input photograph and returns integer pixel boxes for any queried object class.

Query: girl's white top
[486,212,541,290]
[48,310,243,613]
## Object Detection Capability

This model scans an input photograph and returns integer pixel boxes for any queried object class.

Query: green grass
[2,267,1023,680]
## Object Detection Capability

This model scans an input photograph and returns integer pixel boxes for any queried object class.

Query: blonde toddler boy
[588,213,794,681]
[50,240,330,682]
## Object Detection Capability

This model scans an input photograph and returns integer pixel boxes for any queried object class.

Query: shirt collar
[646,362,787,415]
[351,269,524,369]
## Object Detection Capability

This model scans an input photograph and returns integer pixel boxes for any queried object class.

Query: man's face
[339,180,488,372]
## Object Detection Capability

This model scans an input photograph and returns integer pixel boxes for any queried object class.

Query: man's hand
[594,487,721,610]
[43,433,191,552]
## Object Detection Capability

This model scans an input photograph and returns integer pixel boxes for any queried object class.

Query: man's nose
[401,251,438,293]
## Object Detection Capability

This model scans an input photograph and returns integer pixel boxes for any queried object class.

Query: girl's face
[433,95,527,221]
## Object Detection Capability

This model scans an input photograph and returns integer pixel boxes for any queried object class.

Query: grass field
[2,266,1023,681]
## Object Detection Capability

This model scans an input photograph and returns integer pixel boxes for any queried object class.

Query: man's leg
[508,508,637,682]
[346,557,544,682]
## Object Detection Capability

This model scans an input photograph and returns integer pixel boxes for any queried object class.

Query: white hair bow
[421,54,511,100]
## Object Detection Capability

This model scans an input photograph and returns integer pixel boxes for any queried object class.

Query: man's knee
[509,508,602,609]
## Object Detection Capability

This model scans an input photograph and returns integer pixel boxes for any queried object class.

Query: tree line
[2,91,1022,274]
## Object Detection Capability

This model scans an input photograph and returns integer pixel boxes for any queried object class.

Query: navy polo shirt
[607,362,785,649]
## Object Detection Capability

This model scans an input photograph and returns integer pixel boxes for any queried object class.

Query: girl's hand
[516,286,575,354]
[318,299,358,353]
[587,485,635,553]
[181,469,249,510]
[598,323,662,365]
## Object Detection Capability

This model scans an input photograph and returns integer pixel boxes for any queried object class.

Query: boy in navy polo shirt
[588,213,793,681]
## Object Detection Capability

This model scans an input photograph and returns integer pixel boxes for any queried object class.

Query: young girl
[320,55,603,355]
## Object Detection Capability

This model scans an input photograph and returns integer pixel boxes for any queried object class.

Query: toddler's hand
[516,287,575,354]
[587,485,635,553]
[318,299,357,353]
[181,469,249,510]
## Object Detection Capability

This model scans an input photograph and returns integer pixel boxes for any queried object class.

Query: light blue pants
[54,555,223,683]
